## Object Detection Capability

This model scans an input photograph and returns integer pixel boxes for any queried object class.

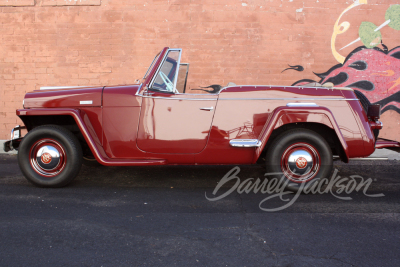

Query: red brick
[0,0,34,6]
[40,0,101,6]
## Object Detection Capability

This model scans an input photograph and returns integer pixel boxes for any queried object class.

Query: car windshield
[142,51,161,81]
[151,50,180,92]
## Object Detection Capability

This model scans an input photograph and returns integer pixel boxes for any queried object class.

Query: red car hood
[24,86,104,108]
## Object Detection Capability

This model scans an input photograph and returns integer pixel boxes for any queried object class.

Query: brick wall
[1,0,399,140]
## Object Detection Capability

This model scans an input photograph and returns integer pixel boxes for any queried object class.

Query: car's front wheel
[265,129,333,192]
[18,125,83,187]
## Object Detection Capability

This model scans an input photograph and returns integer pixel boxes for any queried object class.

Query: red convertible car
[4,47,399,191]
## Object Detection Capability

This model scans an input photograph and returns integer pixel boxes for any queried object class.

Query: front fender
[16,109,166,166]
[255,106,349,163]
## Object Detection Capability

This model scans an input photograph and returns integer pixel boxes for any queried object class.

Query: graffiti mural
[293,46,400,114]
[292,2,400,116]
[281,65,304,73]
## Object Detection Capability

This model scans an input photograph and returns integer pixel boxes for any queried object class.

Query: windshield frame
[148,48,182,93]
[142,51,161,81]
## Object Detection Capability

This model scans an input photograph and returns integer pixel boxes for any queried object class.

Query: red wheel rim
[280,142,320,183]
[29,139,67,177]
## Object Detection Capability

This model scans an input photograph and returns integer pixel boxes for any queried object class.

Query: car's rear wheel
[265,129,333,192]
[18,125,83,187]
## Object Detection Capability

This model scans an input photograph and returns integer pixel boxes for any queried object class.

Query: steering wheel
[159,71,176,92]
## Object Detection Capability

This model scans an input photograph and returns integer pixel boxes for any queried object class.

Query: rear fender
[255,106,349,163]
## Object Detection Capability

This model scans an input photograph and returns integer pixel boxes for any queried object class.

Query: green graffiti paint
[359,22,382,48]
[386,5,400,31]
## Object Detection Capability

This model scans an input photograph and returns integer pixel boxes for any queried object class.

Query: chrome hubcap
[36,145,61,170]
[287,149,313,176]
[281,143,321,183]
[30,139,66,177]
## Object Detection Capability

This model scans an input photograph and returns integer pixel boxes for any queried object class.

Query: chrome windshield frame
[142,51,161,80]
[148,48,182,94]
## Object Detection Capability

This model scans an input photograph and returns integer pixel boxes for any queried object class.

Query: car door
[136,49,218,154]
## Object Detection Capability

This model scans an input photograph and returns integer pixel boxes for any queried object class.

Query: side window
[151,51,180,93]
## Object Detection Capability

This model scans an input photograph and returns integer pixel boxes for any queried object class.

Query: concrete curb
[0,140,17,154]
[367,148,400,160]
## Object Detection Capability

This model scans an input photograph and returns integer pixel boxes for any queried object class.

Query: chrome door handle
[200,107,214,111]
[144,92,154,96]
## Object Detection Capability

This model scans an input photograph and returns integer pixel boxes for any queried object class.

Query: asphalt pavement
[1,154,400,266]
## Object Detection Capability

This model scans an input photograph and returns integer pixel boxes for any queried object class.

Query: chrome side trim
[141,95,216,101]
[230,139,262,147]
[218,85,354,94]
[163,92,219,96]
[218,98,359,101]
[138,92,217,97]
[174,93,216,96]
[286,103,319,107]
[139,95,357,101]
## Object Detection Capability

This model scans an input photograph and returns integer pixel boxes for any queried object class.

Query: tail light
[367,104,382,131]
[367,104,381,121]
